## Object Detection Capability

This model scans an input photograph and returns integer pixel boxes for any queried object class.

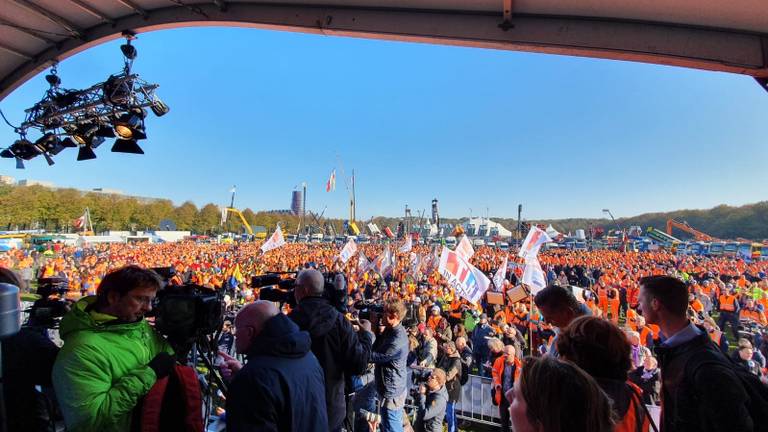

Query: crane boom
[225,207,254,235]
[666,219,716,242]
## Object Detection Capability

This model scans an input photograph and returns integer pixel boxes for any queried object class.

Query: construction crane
[223,207,254,236]
[666,219,716,242]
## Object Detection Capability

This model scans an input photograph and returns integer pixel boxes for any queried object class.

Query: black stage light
[111,138,144,154]
[120,43,137,60]
[9,139,41,160]
[71,124,98,146]
[0,149,14,158]
[151,99,170,117]
[59,137,78,148]
[113,110,146,139]
[94,124,116,138]
[77,145,97,161]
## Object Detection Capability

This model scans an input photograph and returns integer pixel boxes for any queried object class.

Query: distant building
[291,190,304,216]
[18,179,55,187]
[265,209,293,215]
[92,187,125,195]
[0,175,15,185]
[462,217,512,238]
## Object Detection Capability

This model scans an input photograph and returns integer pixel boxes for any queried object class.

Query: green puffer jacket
[52,296,172,432]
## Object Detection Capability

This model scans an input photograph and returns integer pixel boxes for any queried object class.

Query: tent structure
[0,0,767,101]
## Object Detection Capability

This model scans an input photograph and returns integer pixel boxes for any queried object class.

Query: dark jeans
[499,393,511,431]
[717,311,740,340]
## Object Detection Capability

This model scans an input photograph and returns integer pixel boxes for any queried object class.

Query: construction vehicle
[646,227,680,247]
[666,219,717,242]
[222,207,255,238]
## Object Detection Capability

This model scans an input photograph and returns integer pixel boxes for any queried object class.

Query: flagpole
[529,289,534,357]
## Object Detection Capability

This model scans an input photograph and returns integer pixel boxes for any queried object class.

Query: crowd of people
[2,238,768,432]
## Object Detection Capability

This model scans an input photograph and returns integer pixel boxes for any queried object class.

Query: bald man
[289,269,373,432]
[223,301,328,432]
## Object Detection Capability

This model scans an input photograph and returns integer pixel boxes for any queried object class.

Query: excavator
[222,207,258,239]
[666,219,717,242]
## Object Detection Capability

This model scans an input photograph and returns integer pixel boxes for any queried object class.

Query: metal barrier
[455,374,501,426]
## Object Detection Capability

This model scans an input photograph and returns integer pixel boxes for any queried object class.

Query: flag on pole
[326,169,336,192]
[455,235,475,260]
[409,252,422,276]
[229,186,236,194]
[399,235,413,253]
[492,256,508,292]
[261,226,286,253]
[373,245,394,277]
[339,238,358,263]
[518,226,553,262]
[357,253,371,277]
[522,257,547,294]
[438,247,490,304]
[220,207,228,225]
[73,211,87,229]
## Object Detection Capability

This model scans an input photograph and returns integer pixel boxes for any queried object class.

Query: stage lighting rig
[1,34,169,168]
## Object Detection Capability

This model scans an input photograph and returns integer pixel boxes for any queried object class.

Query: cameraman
[52,265,174,432]
[415,368,448,432]
[288,269,373,432]
[370,298,409,432]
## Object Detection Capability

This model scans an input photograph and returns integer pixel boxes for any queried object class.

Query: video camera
[353,299,384,322]
[150,267,224,347]
[26,277,70,328]
[253,271,348,312]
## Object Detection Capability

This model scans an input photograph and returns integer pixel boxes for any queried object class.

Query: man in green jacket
[52,265,174,432]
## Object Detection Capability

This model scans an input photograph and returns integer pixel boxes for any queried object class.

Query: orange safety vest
[491,355,521,405]
[719,295,736,312]
[614,381,650,432]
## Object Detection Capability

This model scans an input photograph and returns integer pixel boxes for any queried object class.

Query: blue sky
[1,26,767,220]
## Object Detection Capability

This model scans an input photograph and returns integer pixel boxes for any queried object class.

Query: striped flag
[326,169,336,192]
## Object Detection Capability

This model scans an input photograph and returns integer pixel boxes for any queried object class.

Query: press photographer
[288,269,374,432]
[52,265,174,432]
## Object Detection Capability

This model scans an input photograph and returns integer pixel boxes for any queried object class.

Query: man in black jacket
[639,275,753,432]
[289,269,373,432]
[222,301,328,431]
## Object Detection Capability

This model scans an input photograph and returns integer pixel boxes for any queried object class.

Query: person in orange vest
[635,315,655,348]
[741,298,767,326]
[491,344,521,432]
[701,317,730,354]
[556,316,652,432]
[717,285,741,341]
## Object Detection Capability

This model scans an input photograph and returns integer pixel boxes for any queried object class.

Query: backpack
[687,354,768,432]
[141,364,204,432]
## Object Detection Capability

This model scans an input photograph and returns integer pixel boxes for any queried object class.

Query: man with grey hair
[289,269,373,432]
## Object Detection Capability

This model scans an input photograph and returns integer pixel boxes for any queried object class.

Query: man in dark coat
[640,275,753,432]
[222,301,327,432]
[289,269,373,431]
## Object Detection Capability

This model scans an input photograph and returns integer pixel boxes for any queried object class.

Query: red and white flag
[518,226,553,262]
[339,238,358,263]
[73,212,87,229]
[455,235,475,260]
[398,235,413,253]
[261,226,286,253]
[492,256,508,292]
[438,247,490,304]
[522,257,547,294]
[326,169,336,192]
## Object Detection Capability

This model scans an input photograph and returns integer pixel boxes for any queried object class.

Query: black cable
[0,109,20,132]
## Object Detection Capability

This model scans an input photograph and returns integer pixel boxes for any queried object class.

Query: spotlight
[120,43,137,60]
[151,99,170,117]
[60,138,78,148]
[103,75,132,106]
[111,139,144,154]
[0,149,14,159]
[94,124,116,138]
[70,124,99,146]
[113,110,146,139]
[77,145,97,161]
[8,139,41,160]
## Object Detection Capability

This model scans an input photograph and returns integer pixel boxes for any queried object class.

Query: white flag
[492,256,508,292]
[438,247,490,304]
[220,207,228,225]
[260,226,286,253]
[374,245,394,277]
[455,235,475,260]
[409,252,422,276]
[357,253,371,277]
[518,226,553,262]
[522,257,547,294]
[399,235,412,253]
[339,238,358,263]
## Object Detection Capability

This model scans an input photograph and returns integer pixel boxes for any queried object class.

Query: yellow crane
[224,207,255,237]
